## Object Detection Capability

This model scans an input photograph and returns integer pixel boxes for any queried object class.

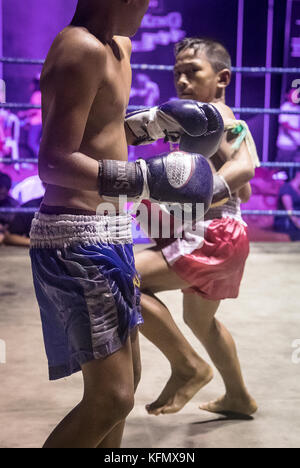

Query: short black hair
[175,37,232,74]
[0,172,12,191]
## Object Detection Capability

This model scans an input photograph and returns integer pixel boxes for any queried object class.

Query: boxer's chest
[91,47,132,124]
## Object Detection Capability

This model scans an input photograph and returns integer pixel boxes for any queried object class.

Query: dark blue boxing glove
[125,99,223,147]
[98,151,213,217]
[180,103,224,158]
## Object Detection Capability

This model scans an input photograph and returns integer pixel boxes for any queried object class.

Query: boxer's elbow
[38,151,66,186]
[239,183,252,203]
[233,145,256,184]
[239,161,255,184]
[38,157,50,184]
[39,156,54,185]
[245,166,255,183]
[241,168,255,184]
[225,162,255,193]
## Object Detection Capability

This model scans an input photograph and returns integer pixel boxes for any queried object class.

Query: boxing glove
[125,99,223,147]
[98,151,213,217]
[180,103,224,158]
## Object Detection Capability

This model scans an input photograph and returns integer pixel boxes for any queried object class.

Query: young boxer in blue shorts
[30,0,224,448]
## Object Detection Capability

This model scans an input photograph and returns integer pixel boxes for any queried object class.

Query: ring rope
[0,158,39,164]
[1,102,300,116]
[0,103,41,110]
[0,207,299,216]
[1,57,300,75]
[242,210,300,216]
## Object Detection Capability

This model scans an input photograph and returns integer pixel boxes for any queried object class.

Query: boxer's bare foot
[199,394,258,417]
[146,363,213,416]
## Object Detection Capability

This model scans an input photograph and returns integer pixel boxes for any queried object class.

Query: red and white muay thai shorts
[151,198,250,301]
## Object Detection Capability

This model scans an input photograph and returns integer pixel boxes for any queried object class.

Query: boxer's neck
[212,89,226,105]
[71,2,115,43]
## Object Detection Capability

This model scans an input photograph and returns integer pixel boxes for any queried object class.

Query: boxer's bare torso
[41,27,132,212]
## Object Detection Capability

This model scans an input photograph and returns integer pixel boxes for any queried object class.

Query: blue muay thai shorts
[29,209,143,381]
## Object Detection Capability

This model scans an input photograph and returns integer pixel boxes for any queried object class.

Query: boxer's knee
[183,296,219,337]
[83,384,135,426]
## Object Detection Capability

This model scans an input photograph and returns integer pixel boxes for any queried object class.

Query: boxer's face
[174,48,229,103]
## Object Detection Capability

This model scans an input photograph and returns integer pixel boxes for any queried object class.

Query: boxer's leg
[96,328,141,449]
[136,248,213,415]
[183,294,258,416]
[43,337,135,448]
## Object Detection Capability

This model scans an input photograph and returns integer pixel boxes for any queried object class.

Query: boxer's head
[174,38,232,103]
[118,0,150,37]
[73,0,149,37]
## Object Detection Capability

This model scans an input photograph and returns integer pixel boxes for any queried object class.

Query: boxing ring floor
[0,243,300,449]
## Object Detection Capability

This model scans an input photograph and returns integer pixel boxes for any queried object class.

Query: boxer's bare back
[40,26,132,211]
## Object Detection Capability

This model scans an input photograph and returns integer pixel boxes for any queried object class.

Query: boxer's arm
[115,36,138,147]
[217,140,255,192]
[4,232,30,247]
[38,40,104,191]
[238,183,252,203]
[212,102,255,193]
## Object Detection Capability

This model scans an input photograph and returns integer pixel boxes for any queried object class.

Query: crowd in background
[0,75,42,170]
[276,87,300,163]
[0,171,44,247]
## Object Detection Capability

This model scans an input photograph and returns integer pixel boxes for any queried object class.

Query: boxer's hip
[162,216,250,301]
[30,211,133,249]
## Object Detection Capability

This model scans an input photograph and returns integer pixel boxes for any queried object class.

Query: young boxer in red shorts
[136,37,259,417]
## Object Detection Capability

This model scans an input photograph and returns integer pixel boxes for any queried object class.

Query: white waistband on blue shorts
[30,212,133,249]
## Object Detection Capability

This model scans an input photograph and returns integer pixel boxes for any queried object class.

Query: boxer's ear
[217,69,231,89]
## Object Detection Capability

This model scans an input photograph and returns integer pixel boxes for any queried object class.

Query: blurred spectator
[276,88,300,163]
[4,196,43,247]
[0,109,8,157]
[4,112,21,170]
[0,172,19,243]
[0,80,21,168]
[18,74,42,158]
[0,108,21,169]
[11,175,45,205]
[274,170,300,241]
[242,167,283,230]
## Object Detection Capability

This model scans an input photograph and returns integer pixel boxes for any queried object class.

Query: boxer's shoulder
[212,102,235,121]
[211,104,239,165]
[46,27,107,73]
